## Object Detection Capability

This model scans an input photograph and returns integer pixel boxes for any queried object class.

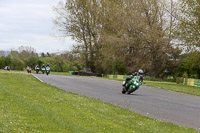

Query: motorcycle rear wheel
[122,87,126,94]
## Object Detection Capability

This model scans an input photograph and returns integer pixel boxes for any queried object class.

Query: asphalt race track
[33,74,200,130]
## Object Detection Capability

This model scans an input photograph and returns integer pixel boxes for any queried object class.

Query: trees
[0,45,81,72]
[24,56,39,69]
[134,0,180,77]
[0,55,13,69]
[177,51,200,78]
[174,0,200,78]
[54,0,180,77]
[0,56,5,69]
[4,55,12,68]
[12,58,24,71]
[55,0,105,72]
[10,46,38,61]
[9,46,38,70]
[178,0,200,47]
[18,46,38,60]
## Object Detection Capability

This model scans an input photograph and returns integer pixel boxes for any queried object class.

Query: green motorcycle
[122,75,143,94]
[46,66,50,75]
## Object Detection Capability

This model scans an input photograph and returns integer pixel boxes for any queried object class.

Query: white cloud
[0,0,75,53]
[0,32,74,53]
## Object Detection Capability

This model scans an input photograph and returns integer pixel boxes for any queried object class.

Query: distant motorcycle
[26,67,31,73]
[4,66,10,71]
[35,67,40,74]
[41,67,46,74]
[46,66,50,75]
[122,75,143,94]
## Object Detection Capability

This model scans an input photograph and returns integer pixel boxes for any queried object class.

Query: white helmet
[138,69,144,74]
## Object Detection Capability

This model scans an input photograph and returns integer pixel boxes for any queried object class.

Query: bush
[13,58,24,70]
[182,72,188,78]
[176,77,184,84]
[62,62,70,72]
[0,56,5,69]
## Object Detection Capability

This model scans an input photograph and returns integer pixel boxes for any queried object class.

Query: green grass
[144,80,200,96]
[0,69,70,75]
[0,69,24,72]
[50,71,70,76]
[0,73,198,132]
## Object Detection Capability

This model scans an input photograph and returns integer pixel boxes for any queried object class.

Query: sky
[0,0,75,53]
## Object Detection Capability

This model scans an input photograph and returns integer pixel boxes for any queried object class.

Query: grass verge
[0,73,198,132]
[144,80,200,96]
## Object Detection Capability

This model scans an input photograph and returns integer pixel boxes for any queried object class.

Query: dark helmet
[138,69,144,75]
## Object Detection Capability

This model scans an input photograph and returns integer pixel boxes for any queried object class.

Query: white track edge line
[31,74,44,83]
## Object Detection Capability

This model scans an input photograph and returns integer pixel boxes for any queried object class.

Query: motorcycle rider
[41,64,46,74]
[46,63,50,69]
[35,65,40,73]
[123,69,144,90]
[41,64,45,69]
[45,63,51,75]
[136,69,144,82]
[26,66,31,73]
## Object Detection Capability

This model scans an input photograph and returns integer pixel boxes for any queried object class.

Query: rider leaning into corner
[123,69,144,90]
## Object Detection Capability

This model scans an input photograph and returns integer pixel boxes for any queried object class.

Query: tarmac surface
[33,74,200,130]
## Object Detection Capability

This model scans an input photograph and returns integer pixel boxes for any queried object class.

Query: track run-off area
[33,74,200,131]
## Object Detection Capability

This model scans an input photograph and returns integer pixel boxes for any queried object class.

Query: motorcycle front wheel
[127,86,138,94]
